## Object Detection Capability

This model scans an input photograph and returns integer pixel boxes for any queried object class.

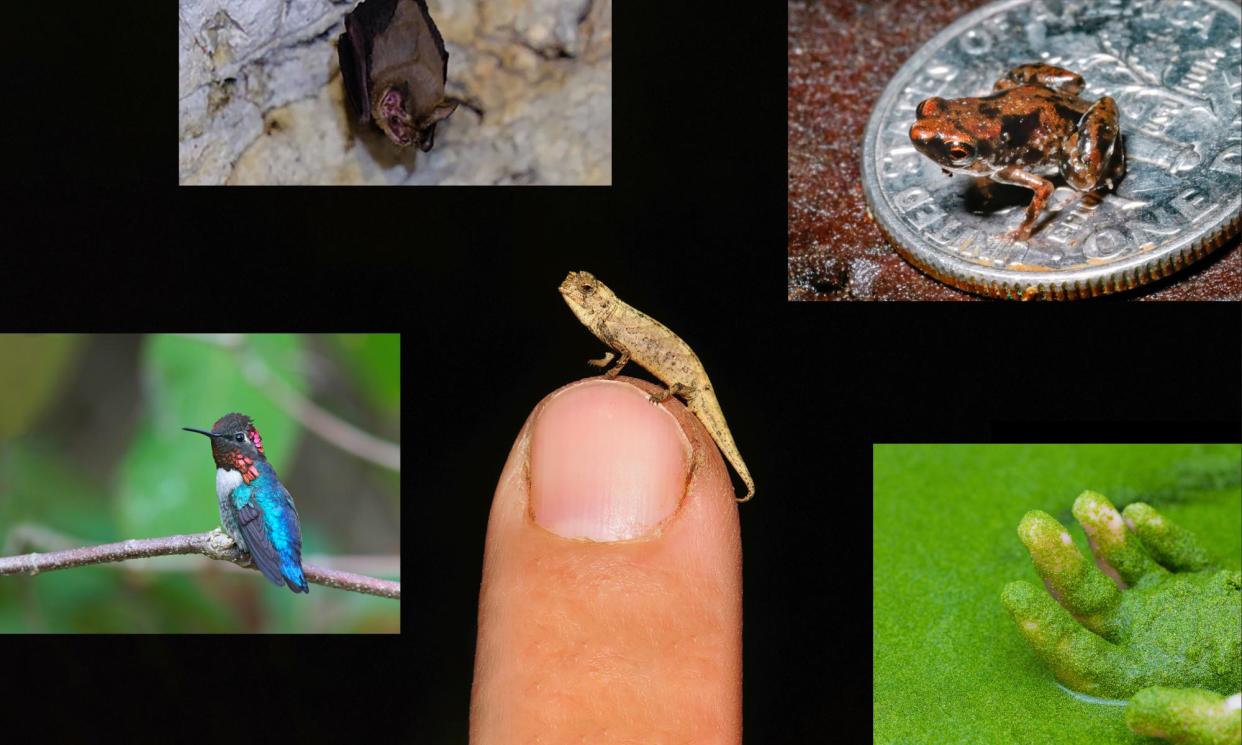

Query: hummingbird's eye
[234,432,245,443]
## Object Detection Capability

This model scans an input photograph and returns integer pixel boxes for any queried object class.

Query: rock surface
[178,0,611,185]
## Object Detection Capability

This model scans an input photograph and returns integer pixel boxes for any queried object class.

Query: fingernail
[529,380,690,541]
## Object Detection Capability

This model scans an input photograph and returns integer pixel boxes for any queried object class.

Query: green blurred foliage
[0,335,81,440]
[0,442,113,543]
[330,333,401,414]
[0,333,400,632]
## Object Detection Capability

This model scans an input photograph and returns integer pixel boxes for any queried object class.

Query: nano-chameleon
[559,271,755,503]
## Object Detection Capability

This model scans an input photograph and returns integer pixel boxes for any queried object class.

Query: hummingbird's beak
[182,427,218,437]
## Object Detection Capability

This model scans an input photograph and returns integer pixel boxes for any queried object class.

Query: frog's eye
[916,98,944,118]
[947,143,974,163]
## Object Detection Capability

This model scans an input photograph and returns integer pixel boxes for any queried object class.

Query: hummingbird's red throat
[232,451,260,484]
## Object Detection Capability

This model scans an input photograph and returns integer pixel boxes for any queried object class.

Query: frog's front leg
[1062,96,1123,192]
[991,166,1055,241]
[972,176,995,204]
[993,64,1085,95]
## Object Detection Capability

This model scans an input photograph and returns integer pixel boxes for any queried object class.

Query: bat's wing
[338,0,402,122]
[338,22,368,122]
[411,0,450,84]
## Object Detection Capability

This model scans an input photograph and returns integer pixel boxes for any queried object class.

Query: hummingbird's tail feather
[283,562,309,593]
[286,575,309,593]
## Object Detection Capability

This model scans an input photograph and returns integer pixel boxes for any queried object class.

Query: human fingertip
[528,379,691,542]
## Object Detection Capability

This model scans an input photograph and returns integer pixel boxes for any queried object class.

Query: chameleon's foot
[586,352,615,369]
[649,382,690,405]
[603,350,630,379]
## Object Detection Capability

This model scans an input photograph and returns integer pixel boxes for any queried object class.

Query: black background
[2,0,1240,742]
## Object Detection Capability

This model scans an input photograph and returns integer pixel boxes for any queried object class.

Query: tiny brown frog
[909,64,1124,240]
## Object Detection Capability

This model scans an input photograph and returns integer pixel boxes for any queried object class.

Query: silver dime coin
[861,0,1241,300]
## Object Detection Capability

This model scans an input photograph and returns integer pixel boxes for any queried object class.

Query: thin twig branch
[178,333,401,471]
[257,365,402,471]
[0,529,400,599]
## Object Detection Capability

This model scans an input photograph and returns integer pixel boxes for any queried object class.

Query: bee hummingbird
[183,412,309,593]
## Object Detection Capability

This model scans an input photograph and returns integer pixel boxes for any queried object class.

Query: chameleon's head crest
[559,271,617,326]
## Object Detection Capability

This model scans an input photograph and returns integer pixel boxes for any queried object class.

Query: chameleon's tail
[689,396,754,503]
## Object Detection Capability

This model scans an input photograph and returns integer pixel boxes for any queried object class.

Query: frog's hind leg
[1063,96,1122,192]
[1103,132,1126,191]
[994,64,1084,95]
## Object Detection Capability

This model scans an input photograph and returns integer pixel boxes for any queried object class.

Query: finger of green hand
[1122,502,1216,572]
[1073,490,1166,587]
[1002,580,1130,698]
[1017,510,1121,635]
[1126,687,1242,745]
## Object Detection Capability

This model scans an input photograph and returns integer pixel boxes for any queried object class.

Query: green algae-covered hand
[1127,687,1240,745]
[1002,491,1241,703]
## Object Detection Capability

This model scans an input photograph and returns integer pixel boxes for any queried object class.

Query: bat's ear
[417,99,460,151]
[426,99,459,126]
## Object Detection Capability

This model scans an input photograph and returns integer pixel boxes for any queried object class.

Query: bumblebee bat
[338,0,459,150]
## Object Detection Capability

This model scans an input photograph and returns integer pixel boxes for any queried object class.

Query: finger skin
[1002,580,1134,698]
[470,378,742,744]
[1123,502,1216,573]
[1126,687,1242,745]
[1074,490,1166,588]
[1017,510,1121,636]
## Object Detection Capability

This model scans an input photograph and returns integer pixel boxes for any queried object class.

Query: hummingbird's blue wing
[234,501,290,590]
[229,463,309,594]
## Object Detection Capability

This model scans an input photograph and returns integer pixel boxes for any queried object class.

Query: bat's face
[371,84,460,150]
[559,271,617,329]
[374,86,416,147]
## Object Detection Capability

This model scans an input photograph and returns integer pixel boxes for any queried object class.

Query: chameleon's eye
[581,284,593,294]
